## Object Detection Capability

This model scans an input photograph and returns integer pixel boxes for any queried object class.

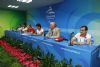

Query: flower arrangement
[0,36,82,67]
[0,40,40,67]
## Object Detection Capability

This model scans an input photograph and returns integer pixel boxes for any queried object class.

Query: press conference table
[5,30,100,67]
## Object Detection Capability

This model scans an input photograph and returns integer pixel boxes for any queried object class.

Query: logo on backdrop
[46,6,55,22]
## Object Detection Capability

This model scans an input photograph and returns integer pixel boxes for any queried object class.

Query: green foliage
[11,62,22,67]
[41,52,55,67]
[32,46,42,57]
[0,47,22,67]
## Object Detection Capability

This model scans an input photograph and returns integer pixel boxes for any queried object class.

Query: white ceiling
[0,0,63,11]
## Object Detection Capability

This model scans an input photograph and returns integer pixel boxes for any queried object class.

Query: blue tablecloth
[5,30,100,67]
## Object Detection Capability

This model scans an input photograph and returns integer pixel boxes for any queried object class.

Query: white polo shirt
[74,33,91,43]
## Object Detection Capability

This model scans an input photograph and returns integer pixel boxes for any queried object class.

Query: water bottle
[84,37,87,45]
[91,36,94,45]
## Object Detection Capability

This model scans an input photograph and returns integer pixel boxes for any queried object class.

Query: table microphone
[43,31,47,40]
[63,38,68,41]
[69,32,74,46]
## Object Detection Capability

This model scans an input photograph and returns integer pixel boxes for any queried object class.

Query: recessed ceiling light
[8,5,11,7]
[11,6,15,8]
[8,5,19,8]
[17,0,32,3]
[14,6,19,8]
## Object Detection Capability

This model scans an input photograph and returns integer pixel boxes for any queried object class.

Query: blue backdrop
[27,0,100,45]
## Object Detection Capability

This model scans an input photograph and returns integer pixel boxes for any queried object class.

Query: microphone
[69,32,74,46]
[63,38,68,41]
[43,30,48,40]
[70,32,74,36]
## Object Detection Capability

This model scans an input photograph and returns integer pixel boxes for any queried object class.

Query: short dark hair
[80,26,88,31]
[36,23,41,28]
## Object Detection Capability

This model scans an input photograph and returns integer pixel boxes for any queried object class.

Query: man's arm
[71,37,91,45]
[86,38,91,45]
[71,37,79,45]
[46,30,51,38]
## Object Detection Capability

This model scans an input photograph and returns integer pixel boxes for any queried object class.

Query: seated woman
[23,24,35,34]
[35,23,44,36]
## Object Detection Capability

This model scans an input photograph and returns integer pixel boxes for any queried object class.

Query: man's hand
[79,42,85,45]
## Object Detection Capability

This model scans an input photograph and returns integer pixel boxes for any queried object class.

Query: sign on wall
[46,6,55,23]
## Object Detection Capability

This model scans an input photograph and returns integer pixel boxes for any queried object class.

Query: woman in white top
[36,23,44,36]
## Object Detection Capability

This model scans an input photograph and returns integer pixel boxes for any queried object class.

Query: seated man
[46,22,60,38]
[36,23,44,36]
[71,26,91,45]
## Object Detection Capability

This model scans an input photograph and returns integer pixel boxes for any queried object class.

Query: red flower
[0,40,40,67]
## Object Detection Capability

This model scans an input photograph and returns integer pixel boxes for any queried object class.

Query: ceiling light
[8,5,19,8]
[8,5,12,7]
[14,6,19,8]
[17,0,32,3]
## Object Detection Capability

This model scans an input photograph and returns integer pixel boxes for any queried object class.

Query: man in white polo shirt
[71,26,91,45]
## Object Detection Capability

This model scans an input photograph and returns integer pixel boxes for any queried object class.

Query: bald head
[50,22,56,30]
